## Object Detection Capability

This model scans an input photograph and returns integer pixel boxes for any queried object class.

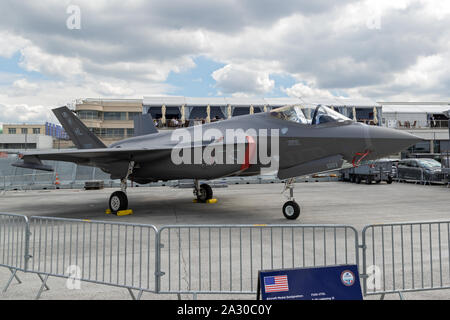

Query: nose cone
[367,126,423,158]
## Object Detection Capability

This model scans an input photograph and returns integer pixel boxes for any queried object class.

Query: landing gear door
[277,154,344,180]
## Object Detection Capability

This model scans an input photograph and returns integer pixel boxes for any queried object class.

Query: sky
[0,0,450,125]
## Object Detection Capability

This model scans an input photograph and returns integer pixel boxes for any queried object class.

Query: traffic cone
[54,172,60,188]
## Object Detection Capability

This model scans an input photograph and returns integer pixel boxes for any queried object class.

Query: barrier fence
[157,225,358,295]
[26,217,158,299]
[361,221,450,299]
[0,212,449,299]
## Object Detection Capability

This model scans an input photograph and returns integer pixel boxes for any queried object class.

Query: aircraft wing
[12,147,169,172]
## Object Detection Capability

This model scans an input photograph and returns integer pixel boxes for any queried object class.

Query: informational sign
[257,264,363,300]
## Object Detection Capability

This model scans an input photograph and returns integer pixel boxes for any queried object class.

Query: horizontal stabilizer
[12,156,54,172]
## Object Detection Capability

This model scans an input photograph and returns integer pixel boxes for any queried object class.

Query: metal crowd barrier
[0,213,29,293]
[157,225,359,296]
[1,212,450,300]
[361,221,450,299]
[26,216,158,299]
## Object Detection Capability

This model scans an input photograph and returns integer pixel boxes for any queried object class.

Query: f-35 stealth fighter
[13,105,421,220]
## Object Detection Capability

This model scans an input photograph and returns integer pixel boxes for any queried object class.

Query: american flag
[264,275,289,293]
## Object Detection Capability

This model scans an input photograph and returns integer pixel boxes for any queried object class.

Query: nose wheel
[282,201,300,220]
[109,161,134,213]
[109,190,128,212]
[282,178,301,220]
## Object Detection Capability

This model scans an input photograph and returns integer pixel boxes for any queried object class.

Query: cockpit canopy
[270,105,352,125]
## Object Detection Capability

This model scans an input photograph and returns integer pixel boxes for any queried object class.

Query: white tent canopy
[381,105,450,114]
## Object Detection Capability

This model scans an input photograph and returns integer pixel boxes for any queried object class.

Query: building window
[99,128,125,137]
[8,128,16,134]
[407,141,431,154]
[128,112,141,120]
[21,128,28,134]
[127,128,134,136]
[78,110,101,120]
[0,143,37,149]
[104,112,127,121]
[33,128,41,134]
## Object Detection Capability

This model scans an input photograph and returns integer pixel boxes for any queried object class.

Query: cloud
[97,81,135,96]
[0,103,54,125]
[19,45,84,79]
[10,78,40,96]
[212,64,275,96]
[283,82,337,100]
[0,0,450,125]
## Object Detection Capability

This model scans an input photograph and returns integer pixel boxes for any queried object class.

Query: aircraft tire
[282,201,300,220]
[109,191,128,212]
[197,183,213,202]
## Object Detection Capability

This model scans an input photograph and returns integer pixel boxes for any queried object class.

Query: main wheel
[282,201,300,220]
[197,183,213,202]
[109,191,128,212]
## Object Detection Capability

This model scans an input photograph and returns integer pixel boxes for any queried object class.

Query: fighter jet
[13,105,421,220]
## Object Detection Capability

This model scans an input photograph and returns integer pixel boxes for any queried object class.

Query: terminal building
[0,122,70,151]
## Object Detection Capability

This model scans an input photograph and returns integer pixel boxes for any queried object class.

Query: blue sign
[258,264,363,300]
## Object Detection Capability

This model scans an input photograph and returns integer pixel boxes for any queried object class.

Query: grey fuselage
[107,112,420,183]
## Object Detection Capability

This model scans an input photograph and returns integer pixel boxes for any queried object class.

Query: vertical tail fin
[133,113,158,136]
[52,106,106,149]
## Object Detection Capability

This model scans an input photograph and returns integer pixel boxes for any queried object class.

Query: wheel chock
[117,209,133,216]
[105,209,133,216]
[193,198,218,204]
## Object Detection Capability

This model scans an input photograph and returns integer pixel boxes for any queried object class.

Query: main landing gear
[108,161,134,212]
[193,179,213,203]
[281,178,300,220]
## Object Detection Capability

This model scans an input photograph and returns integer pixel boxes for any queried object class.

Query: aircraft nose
[366,125,423,157]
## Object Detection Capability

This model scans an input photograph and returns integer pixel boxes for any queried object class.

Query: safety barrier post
[0,213,30,292]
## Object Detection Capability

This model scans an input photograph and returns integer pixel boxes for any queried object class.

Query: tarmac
[0,181,449,300]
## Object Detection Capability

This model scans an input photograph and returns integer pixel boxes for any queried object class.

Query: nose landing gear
[282,178,300,220]
[108,161,134,213]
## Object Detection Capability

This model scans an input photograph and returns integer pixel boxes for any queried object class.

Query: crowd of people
[152,116,225,128]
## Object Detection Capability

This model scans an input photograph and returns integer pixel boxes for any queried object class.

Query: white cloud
[0,32,29,58]
[19,45,84,78]
[0,103,54,125]
[97,81,135,96]
[283,82,338,100]
[10,78,40,96]
[212,64,275,96]
[0,0,450,124]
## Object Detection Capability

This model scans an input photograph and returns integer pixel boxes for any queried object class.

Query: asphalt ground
[0,181,449,300]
